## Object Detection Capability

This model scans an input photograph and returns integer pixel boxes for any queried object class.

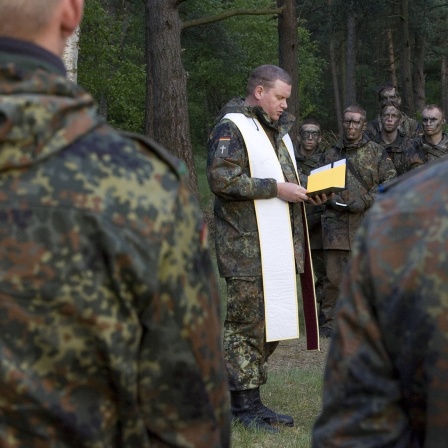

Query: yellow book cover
[307,159,346,196]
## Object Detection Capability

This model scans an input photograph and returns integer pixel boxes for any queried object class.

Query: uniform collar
[0,36,66,76]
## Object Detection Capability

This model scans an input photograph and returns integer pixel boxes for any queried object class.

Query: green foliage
[77,0,448,145]
[78,0,146,133]
[183,0,326,152]
[297,26,326,119]
[183,0,279,151]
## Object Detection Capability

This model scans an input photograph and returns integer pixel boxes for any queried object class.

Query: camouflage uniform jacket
[0,37,230,448]
[207,98,306,277]
[313,159,448,447]
[320,135,397,250]
[296,145,326,250]
[366,111,421,140]
[372,132,412,176]
[405,133,448,170]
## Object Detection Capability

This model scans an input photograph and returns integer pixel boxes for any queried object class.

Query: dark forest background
[78,0,448,193]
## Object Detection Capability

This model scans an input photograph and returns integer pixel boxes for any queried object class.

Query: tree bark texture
[144,1,154,137]
[442,56,448,116]
[387,29,398,87]
[345,4,356,107]
[330,40,343,135]
[400,0,414,115]
[412,29,425,114]
[327,0,342,134]
[277,0,299,145]
[146,0,199,196]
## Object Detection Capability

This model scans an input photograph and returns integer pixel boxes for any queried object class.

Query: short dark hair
[246,65,292,96]
[381,103,401,116]
[423,104,445,119]
[343,104,367,121]
[377,82,399,102]
[300,118,321,132]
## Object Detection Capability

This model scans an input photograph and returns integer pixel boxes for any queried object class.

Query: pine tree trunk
[277,0,299,145]
[345,4,356,107]
[442,57,448,115]
[400,0,414,115]
[387,29,398,87]
[327,0,342,134]
[144,1,154,138]
[146,0,199,196]
[329,40,343,135]
[412,30,426,114]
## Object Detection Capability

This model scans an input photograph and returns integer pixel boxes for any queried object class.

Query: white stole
[224,113,300,341]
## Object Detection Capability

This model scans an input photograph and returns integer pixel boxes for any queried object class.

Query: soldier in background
[313,157,448,447]
[407,104,448,170]
[372,103,413,176]
[0,0,230,446]
[366,82,421,140]
[296,119,327,325]
[319,105,396,338]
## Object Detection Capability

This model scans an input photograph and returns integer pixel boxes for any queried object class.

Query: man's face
[380,88,401,107]
[422,108,445,138]
[257,79,291,122]
[299,124,321,153]
[342,112,364,143]
[381,106,401,133]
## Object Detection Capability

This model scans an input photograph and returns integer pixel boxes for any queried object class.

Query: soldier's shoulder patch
[217,137,230,157]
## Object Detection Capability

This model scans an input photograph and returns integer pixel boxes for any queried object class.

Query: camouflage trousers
[321,249,351,330]
[224,276,279,391]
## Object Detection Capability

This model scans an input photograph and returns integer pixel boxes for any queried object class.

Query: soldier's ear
[60,0,84,38]
[254,85,264,100]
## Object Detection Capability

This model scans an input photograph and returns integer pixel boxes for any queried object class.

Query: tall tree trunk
[62,27,80,83]
[345,3,356,106]
[341,44,346,111]
[329,40,343,135]
[400,0,414,115]
[277,0,299,146]
[144,0,154,137]
[442,56,448,115]
[327,0,342,134]
[146,0,198,196]
[412,29,425,113]
[387,29,398,87]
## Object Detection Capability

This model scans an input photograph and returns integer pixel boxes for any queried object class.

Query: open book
[306,159,346,196]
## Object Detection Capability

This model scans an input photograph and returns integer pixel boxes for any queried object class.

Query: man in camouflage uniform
[207,65,325,434]
[296,119,326,325]
[0,1,230,447]
[406,104,448,170]
[319,105,396,338]
[366,82,421,140]
[313,157,448,448]
[372,103,413,176]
